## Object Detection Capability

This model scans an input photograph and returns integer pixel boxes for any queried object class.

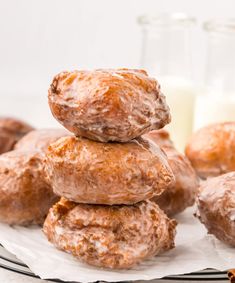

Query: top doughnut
[48,69,171,142]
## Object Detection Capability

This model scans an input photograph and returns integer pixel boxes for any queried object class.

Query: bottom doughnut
[43,198,177,269]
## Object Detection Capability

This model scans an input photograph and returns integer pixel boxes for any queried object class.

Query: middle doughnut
[46,136,174,205]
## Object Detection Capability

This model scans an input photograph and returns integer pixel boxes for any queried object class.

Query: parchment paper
[0,207,234,282]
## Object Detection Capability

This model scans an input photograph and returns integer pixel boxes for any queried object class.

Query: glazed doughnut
[45,135,175,205]
[185,122,235,179]
[196,172,235,246]
[0,117,34,154]
[0,150,59,226]
[14,128,70,151]
[43,198,177,269]
[48,69,171,142]
[144,130,199,216]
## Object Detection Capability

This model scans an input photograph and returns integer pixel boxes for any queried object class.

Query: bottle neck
[204,21,235,94]
[139,19,195,80]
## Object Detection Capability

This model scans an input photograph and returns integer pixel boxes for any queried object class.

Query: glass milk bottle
[138,13,197,152]
[194,19,235,130]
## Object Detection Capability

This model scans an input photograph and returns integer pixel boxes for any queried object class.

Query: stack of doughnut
[186,122,235,247]
[43,69,177,269]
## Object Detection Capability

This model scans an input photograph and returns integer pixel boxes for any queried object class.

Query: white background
[1,0,235,97]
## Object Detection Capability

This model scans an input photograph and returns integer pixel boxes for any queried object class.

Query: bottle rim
[138,13,196,27]
[204,19,235,34]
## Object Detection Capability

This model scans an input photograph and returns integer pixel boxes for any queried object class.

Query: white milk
[194,93,235,131]
[158,76,196,152]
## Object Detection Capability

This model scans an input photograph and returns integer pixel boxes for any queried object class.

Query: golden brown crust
[144,130,199,216]
[48,69,171,142]
[185,122,235,179]
[45,135,174,205]
[196,172,235,246]
[14,128,70,151]
[43,198,177,269]
[0,150,59,226]
[0,117,34,154]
